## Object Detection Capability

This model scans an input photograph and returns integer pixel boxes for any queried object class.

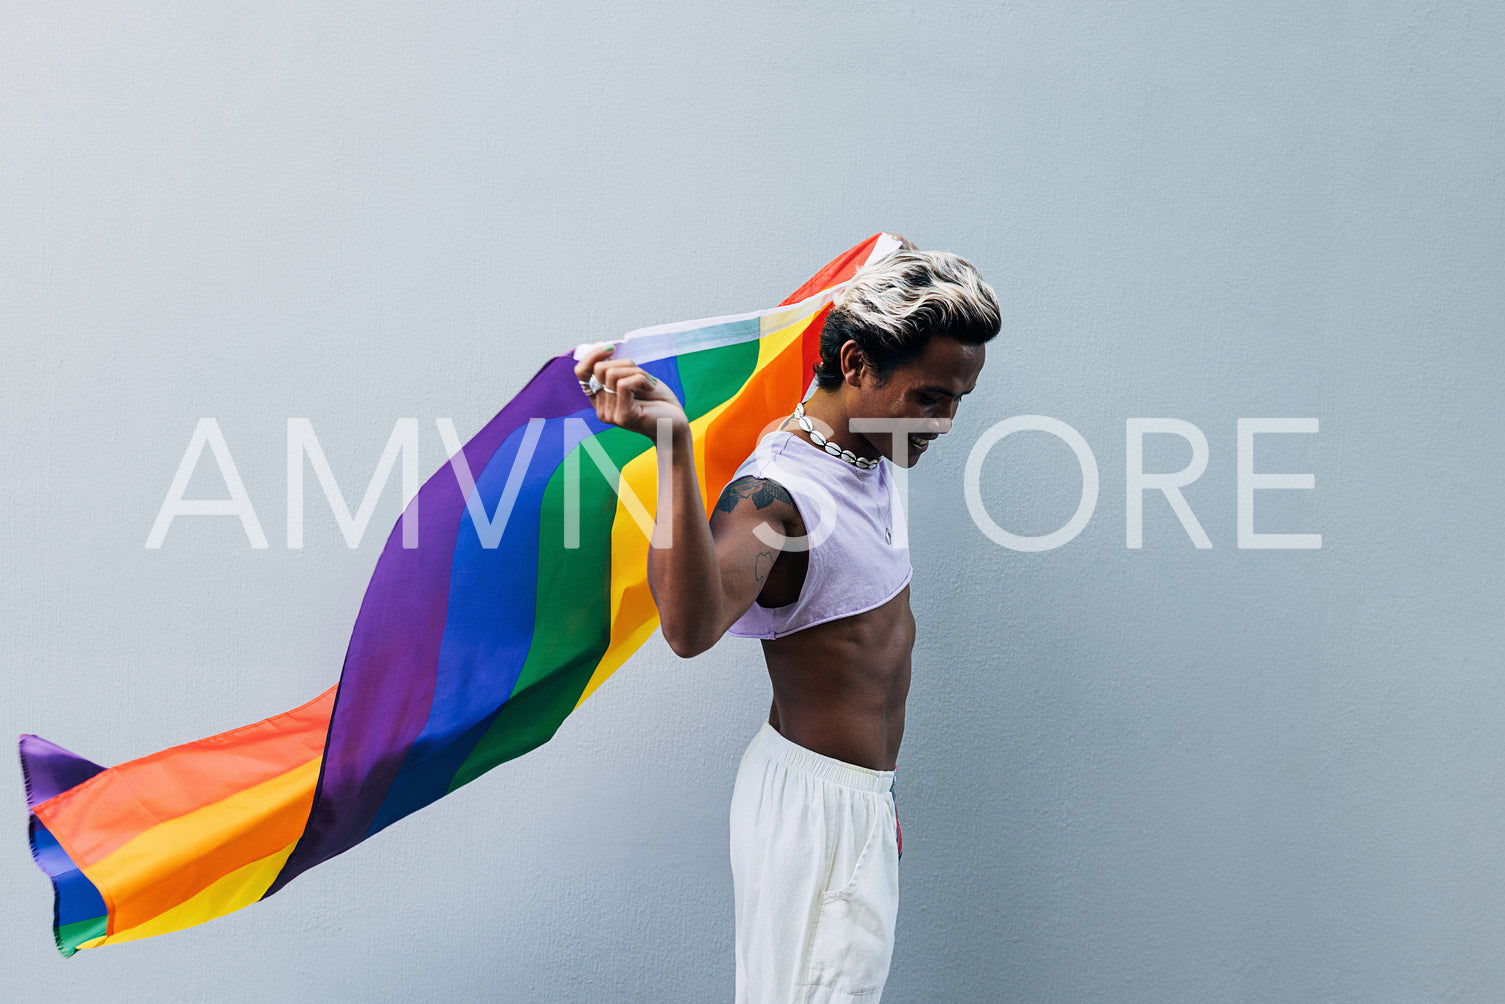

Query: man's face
[852,336,987,468]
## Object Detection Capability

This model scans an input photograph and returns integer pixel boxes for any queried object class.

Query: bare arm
[649,442,804,656]
[572,346,799,657]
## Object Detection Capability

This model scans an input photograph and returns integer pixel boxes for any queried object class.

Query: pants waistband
[745,722,894,795]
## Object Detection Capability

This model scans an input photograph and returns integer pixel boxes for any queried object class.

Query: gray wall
[4,2,1503,1001]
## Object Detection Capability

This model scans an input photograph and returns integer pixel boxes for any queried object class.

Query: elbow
[661,622,716,659]
[652,581,724,658]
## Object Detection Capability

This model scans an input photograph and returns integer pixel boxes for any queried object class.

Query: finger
[574,350,600,383]
[593,358,643,393]
[573,343,616,382]
[612,372,661,402]
[592,357,638,376]
[601,376,638,426]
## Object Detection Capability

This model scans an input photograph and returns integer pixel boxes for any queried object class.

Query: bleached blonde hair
[816,250,1000,389]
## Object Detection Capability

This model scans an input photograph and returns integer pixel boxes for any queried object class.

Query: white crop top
[725,431,912,640]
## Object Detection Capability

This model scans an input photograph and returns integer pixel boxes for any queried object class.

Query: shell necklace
[791,402,880,470]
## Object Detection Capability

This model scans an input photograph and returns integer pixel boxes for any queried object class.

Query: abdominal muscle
[759,586,916,771]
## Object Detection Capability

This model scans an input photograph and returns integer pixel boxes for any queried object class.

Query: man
[574,249,999,1002]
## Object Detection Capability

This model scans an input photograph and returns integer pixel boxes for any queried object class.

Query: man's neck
[793,390,880,464]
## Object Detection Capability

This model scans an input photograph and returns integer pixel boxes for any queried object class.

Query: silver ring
[588,375,605,396]
[578,379,595,396]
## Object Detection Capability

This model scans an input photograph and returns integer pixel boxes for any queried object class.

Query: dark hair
[813,250,1000,390]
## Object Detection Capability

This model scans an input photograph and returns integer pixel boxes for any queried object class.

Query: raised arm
[573,347,801,658]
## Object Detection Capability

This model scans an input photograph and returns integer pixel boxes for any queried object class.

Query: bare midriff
[760,585,915,771]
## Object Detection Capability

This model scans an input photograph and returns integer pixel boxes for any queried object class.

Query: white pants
[730,723,900,1003]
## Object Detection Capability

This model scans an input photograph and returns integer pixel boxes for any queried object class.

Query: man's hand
[573,344,688,440]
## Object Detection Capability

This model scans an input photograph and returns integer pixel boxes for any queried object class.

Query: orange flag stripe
[35,687,335,868]
[89,757,323,934]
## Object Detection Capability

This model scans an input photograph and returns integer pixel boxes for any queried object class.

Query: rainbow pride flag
[20,233,905,955]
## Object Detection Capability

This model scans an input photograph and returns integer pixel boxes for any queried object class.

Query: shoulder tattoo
[714,476,794,515]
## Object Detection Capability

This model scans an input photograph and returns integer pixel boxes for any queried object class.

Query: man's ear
[838,339,868,388]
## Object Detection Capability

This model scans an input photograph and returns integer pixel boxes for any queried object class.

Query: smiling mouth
[908,434,935,453]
